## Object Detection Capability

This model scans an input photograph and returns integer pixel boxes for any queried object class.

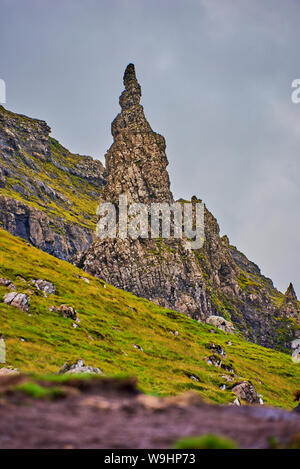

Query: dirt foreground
[0,374,299,449]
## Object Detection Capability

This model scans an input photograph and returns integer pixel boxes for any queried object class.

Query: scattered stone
[232,381,260,404]
[58,359,102,375]
[72,323,78,329]
[4,292,29,313]
[206,343,226,357]
[0,366,19,376]
[170,330,179,337]
[221,375,234,382]
[205,354,222,367]
[226,341,232,346]
[32,279,55,296]
[57,304,79,322]
[220,363,235,374]
[220,384,226,390]
[75,274,90,284]
[49,305,56,312]
[233,398,241,406]
[80,277,90,284]
[0,277,16,290]
[206,316,235,334]
[189,375,200,382]
[16,276,26,283]
[133,344,143,352]
[20,338,26,342]
[0,278,12,286]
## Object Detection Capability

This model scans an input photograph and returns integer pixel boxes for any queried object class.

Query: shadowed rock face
[75,64,299,351]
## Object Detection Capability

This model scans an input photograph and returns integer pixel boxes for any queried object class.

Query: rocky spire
[102,63,173,205]
[281,282,299,320]
[283,283,298,304]
[119,63,141,110]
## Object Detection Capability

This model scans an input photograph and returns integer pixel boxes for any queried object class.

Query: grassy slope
[0,228,299,409]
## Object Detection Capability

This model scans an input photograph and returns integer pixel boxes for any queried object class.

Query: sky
[0,0,300,295]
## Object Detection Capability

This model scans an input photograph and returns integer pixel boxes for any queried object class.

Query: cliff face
[0,105,105,260]
[76,64,299,351]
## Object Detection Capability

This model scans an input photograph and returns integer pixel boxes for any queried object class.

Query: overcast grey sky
[1,0,300,295]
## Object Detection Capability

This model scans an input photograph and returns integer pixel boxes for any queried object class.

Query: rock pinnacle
[103,64,173,205]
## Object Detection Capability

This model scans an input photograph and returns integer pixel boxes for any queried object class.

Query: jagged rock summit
[103,63,173,205]
[284,283,298,303]
[75,64,299,351]
[281,283,299,320]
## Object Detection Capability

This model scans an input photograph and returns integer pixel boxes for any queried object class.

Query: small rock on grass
[31,279,55,297]
[58,359,102,375]
[0,366,19,376]
[0,277,16,290]
[4,292,29,313]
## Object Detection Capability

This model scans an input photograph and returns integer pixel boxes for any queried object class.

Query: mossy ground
[0,228,299,409]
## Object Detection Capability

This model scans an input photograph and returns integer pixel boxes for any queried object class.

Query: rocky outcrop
[56,304,79,322]
[76,64,299,351]
[206,316,235,334]
[31,279,55,297]
[58,359,102,375]
[0,277,16,290]
[4,292,29,313]
[232,382,260,405]
[0,105,105,261]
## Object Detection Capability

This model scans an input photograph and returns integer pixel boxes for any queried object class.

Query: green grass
[0,228,299,409]
[14,381,66,400]
[172,434,238,449]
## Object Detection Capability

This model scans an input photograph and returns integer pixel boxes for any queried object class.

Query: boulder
[232,381,260,404]
[0,366,19,376]
[58,359,102,375]
[133,344,143,352]
[0,277,16,290]
[32,279,55,296]
[206,316,235,334]
[57,304,79,322]
[4,292,29,313]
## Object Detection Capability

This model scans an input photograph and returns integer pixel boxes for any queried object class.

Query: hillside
[0,228,299,409]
